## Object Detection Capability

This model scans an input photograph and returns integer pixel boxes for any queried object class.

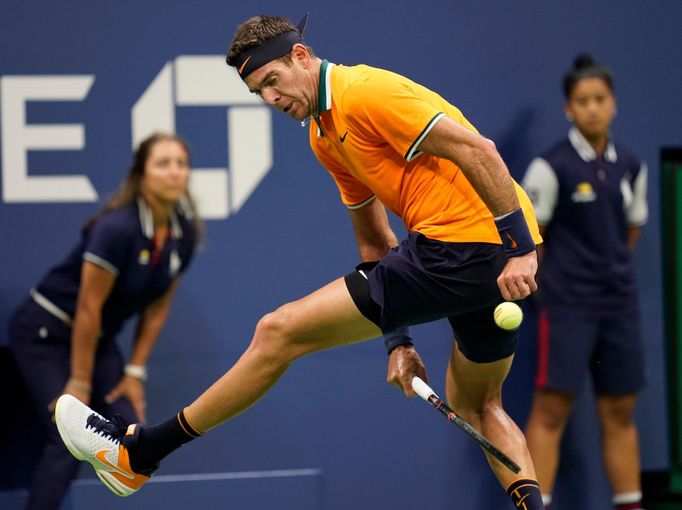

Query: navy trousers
[9,298,138,510]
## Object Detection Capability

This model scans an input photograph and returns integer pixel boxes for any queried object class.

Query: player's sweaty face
[565,77,616,139]
[246,57,316,121]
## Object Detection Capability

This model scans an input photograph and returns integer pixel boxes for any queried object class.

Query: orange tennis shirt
[309,60,541,244]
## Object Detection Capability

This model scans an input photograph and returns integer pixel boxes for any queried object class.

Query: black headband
[234,13,309,80]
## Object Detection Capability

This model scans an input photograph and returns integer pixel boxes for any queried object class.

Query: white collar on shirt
[569,126,617,163]
[137,197,184,240]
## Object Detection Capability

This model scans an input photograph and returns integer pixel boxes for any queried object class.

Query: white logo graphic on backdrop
[0,56,271,219]
[132,55,272,219]
[1,76,98,202]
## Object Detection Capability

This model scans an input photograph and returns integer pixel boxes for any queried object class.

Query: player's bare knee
[251,307,297,363]
[449,398,502,427]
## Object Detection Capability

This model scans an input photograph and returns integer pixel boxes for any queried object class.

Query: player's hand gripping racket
[411,376,521,474]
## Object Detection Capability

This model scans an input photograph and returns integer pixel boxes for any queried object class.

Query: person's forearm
[457,142,535,258]
[70,310,102,384]
[357,239,397,262]
[129,306,170,366]
[354,219,399,261]
[129,280,179,367]
[419,120,520,217]
[458,143,520,217]
[349,198,399,262]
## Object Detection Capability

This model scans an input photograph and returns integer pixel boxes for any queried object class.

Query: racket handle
[412,376,439,401]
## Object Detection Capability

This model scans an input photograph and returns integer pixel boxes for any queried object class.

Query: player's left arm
[419,117,538,300]
[105,278,182,421]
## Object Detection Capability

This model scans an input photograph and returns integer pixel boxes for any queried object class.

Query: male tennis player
[55,14,544,508]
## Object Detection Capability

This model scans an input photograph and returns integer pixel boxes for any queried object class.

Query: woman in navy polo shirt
[9,132,202,510]
[522,55,648,510]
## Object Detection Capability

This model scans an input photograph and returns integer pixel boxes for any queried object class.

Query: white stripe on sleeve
[626,162,648,226]
[83,252,120,276]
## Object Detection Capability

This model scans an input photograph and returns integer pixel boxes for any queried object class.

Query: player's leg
[445,347,525,472]
[443,342,531,474]
[593,310,646,510]
[127,275,387,476]
[444,343,545,508]
[55,276,383,495]
[184,276,381,431]
[523,305,598,508]
[445,305,543,509]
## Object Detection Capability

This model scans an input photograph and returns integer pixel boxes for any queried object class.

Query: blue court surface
[0,469,324,510]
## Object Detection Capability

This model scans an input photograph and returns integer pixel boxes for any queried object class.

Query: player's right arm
[311,140,426,394]
[419,117,538,300]
[347,197,398,261]
[348,198,427,397]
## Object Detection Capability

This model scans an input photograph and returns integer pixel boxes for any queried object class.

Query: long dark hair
[83,133,204,246]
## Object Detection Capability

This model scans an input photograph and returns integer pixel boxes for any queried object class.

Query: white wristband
[124,363,148,381]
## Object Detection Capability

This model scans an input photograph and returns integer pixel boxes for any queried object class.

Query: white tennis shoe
[55,394,153,496]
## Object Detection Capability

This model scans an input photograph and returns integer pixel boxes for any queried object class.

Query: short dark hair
[226,15,315,67]
[562,53,614,98]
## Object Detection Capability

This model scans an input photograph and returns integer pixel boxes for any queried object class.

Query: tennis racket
[411,376,521,474]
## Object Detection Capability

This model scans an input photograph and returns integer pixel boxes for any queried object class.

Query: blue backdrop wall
[1,1,681,509]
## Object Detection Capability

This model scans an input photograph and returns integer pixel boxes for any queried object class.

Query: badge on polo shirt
[571,182,597,203]
[138,249,150,265]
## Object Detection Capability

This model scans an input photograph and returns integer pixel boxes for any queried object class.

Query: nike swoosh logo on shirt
[339,131,348,143]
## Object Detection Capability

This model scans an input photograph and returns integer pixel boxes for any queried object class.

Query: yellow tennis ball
[494,302,523,330]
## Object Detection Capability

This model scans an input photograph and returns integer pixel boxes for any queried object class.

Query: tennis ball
[494,302,523,330]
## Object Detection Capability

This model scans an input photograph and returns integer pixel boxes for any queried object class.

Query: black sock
[507,479,544,510]
[126,408,201,474]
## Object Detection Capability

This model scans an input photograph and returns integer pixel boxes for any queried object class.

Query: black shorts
[344,232,519,363]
